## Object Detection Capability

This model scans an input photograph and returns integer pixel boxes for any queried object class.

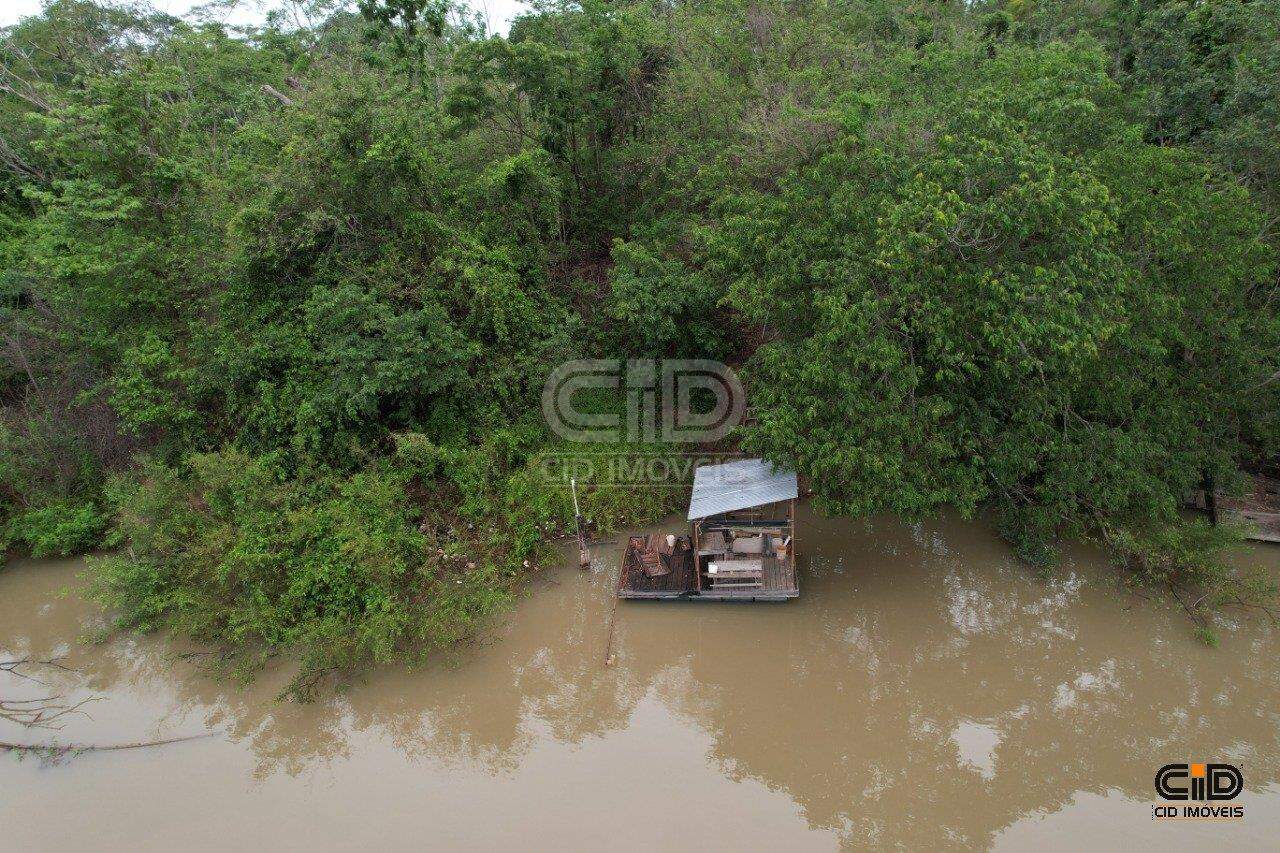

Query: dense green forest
[1,0,1277,694]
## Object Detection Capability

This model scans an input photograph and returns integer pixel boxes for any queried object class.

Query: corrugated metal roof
[687,458,799,520]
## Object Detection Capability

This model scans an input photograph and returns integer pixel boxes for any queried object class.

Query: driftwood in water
[2,656,216,757]
[0,656,74,681]
[0,694,98,729]
[0,656,97,729]
[1,732,214,757]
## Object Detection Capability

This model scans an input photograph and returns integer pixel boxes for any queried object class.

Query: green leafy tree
[711,40,1278,577]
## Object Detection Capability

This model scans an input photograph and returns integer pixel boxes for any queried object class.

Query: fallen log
[1,732,215,756]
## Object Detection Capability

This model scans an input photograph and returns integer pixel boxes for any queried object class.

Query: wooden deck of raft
[616,539,799,602]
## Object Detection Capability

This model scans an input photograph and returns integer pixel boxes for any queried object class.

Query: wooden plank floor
[617,544,697,598]
[618,541,798,601]
[760,555,797,596]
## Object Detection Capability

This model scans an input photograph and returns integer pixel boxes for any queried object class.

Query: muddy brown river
[2,508,1278,850]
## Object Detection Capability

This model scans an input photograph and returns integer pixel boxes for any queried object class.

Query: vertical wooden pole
[790,498,796,565]
[572,478,590,568]
[696,517,706,591]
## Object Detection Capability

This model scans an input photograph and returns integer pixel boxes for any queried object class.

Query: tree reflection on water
[2,510,1276,848]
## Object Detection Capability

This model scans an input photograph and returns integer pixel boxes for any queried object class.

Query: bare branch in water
[0,656,79,683]
[1,732,214,760]
[1,657,95,728]
[2,658,216,758]
[0,695,98,729]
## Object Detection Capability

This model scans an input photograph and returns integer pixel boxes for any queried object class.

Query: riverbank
[3,508,1278,849]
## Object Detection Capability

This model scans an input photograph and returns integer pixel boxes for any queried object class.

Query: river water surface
[2,508,1278,850]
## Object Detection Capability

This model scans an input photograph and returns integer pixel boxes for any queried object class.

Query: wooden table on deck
[706,557,764,589]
